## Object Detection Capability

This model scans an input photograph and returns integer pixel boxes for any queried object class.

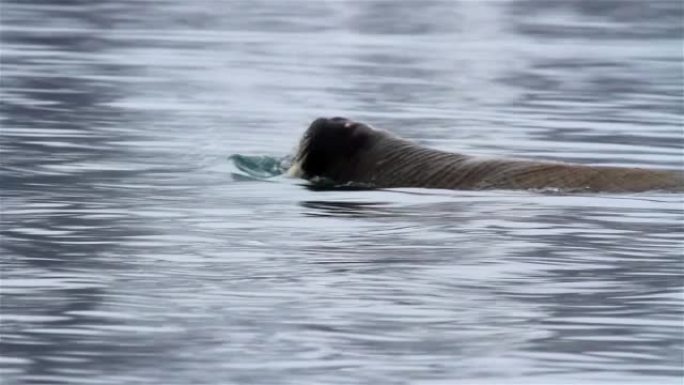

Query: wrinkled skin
[289,117,684,193]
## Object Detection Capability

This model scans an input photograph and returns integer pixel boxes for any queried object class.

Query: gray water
[1,1,683,384]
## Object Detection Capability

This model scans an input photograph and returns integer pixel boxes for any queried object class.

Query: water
[1,0,683,384]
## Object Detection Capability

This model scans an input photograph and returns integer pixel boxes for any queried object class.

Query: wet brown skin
[289,117,684,193]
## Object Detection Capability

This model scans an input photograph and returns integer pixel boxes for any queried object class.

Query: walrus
[288,117,684,193]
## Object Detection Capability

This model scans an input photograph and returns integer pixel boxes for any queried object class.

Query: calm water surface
[1,1,683,384]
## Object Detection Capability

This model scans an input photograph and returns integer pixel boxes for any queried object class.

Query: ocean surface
[1,1,683,384]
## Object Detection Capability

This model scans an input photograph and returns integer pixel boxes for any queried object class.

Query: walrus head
[289,117,379,182]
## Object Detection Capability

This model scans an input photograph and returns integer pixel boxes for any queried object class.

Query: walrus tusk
[289,117,684,193]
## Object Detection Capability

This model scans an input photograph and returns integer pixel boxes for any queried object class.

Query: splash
[228,154,291,179]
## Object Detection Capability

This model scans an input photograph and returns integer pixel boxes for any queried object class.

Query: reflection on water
[1,0,683,384]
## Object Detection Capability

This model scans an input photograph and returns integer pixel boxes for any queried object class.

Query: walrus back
[475,161,684,192]
[356,136,684,193]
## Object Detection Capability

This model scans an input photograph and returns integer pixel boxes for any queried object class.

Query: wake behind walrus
[288,117,684,193]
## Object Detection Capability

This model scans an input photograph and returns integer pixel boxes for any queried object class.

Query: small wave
[228,154,291,179]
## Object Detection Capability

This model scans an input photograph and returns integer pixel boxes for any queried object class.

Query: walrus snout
[289,117,377,180]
